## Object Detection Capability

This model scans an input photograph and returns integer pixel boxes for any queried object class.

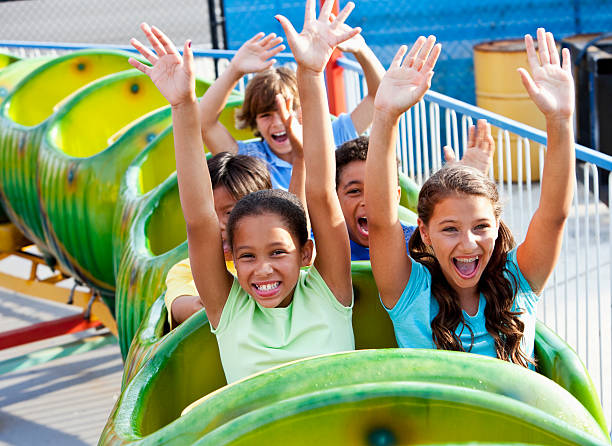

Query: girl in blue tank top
[365,29,575,368]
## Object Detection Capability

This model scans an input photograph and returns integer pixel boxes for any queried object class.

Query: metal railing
[2,41,610,432]
[339,56,612,432]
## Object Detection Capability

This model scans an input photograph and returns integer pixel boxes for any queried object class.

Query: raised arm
[443,119,495,175]
[276,0,360,306]
[198,33,285,154]
[516,28,575,294]
[335,23,385,134]
[129,24,232,327]
[365,38,441,309]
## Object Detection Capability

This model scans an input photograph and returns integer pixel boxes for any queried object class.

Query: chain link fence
[223,0,612,104]
[0,0,212,48]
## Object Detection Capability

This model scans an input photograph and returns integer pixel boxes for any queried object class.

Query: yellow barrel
[474,39,546,182]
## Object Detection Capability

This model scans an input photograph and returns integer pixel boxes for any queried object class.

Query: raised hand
[230,32,285,76]
[275,0,361,73]
[329,13,365,54]
[518,28,574,120]
[129,23,194,107]
[275,94,304,160]
[374,36,441,117]
[443,119,495,175]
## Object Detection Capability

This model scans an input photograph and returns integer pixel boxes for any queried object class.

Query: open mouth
[357,217,369,237]
[270,131,288,144]
[453,256,480,279]
[253,281,281,297]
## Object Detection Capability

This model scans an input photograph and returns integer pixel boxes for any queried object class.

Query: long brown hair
[408,165,533,368]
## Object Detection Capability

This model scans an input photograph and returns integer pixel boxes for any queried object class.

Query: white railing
[339,56,612,432]
[2,41,611,433]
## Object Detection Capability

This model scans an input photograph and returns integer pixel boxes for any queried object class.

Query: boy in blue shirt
[335,134,494,261]
[198,30,385,190]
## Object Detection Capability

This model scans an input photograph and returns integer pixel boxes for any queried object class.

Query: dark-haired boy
[198,30,385,190]
[335,130,494,261]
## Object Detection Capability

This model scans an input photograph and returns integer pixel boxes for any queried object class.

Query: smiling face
[337,159,401,248]
[212,186,238,261]
[419,194,499,298]
[337,160,369,247]
[231,213,313,308]
[255,109,293,162]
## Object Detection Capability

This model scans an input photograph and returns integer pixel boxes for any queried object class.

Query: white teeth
[455,257,478,263]
[272,132,286,137]
[255,282,280,291]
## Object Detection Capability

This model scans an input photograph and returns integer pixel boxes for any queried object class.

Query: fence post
[322,0,346,115]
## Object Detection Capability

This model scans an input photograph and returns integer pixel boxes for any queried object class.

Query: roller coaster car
[99,262,611,446]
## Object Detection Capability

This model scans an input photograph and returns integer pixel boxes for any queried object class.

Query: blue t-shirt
[350,223,415,261]
[385,248,539,361]
[236,113,358,190]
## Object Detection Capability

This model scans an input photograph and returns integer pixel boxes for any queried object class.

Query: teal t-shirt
[385,248,539,361]
[212,266,354,384]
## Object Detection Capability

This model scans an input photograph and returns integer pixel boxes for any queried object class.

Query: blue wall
[223,0,612,104]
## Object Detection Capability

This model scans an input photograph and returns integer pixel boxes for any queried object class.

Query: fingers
[546,31,559,65]
[517,67,538,98]
[275,94,289,120]
[467,124,476,148]
[422,43,442,73]
[130,38,157,65]
[304,0,316,24]
[524,34,539,70]
[403,36,426,68]
[183,39,194,72]
[476,119,495,159]
[151,25,178,55]
[128,57,150,75]
[263,43,285,64]
[561,47,571,72]
[536,27,549,65]
[414,35,436,71]
[333,1,355,27]
[319,0,335,22]
[390,45,408,69]
[140,23,166,57]
[443,145,456,163]
[259,32,279,48]
[247,32,265,44]
[275,15,299,45]
[336,26,361,45]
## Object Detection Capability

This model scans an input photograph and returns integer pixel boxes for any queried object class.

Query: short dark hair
[208,152,272,200]
[227,189,308,250]
[335,135,369,188]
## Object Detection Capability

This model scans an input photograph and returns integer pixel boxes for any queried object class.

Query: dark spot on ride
[130,83,140,94]
[146,133,156,143]
[77,62,86,71]
[367,427,397,446]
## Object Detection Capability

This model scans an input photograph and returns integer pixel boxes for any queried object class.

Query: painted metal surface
[99,274,610,444]
[0,50,136,264]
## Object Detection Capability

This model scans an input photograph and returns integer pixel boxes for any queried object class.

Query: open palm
[129,23,194,107]
[276,0,361,73]
[232,32,285,75]
[518,29,574,119]
[374,36,441,116]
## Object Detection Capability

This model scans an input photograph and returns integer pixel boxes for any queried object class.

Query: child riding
[129,0,361,383]
[198,13,385,190]
[365,29,574,366]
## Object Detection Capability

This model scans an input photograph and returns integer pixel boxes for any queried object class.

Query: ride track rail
[0,40,610,435]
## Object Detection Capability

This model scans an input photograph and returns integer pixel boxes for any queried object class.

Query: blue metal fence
[223,0,612,103]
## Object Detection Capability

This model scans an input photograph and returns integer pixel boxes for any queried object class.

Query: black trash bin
[562,33,612,156]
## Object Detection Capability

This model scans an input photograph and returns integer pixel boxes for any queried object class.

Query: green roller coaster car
[99,260,610,445]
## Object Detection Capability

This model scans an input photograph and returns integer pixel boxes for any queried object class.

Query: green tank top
[212,266,354,384]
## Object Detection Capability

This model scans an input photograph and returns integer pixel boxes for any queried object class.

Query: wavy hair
[408,165,533,368]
